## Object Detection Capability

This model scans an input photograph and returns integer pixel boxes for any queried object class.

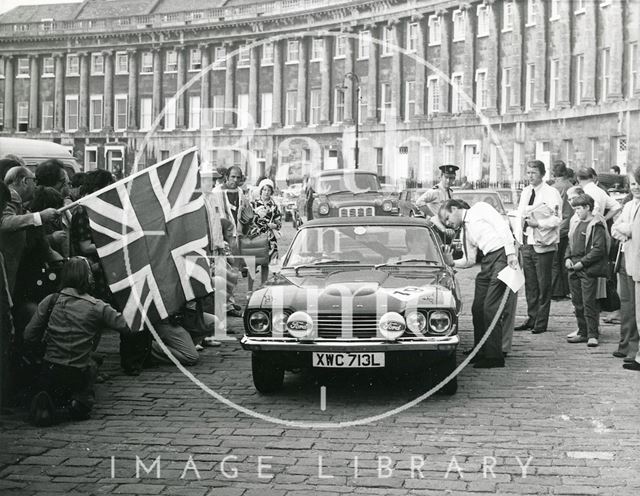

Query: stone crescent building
[0,0,638,187]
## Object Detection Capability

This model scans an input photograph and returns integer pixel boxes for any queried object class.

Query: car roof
[315,169,377,177]
[301,216,433,228]
[455,189,501,194]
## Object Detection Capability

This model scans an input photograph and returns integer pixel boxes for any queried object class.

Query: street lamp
[337,71,361,169]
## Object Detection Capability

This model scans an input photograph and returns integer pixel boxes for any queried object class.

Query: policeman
[416,164,459,239]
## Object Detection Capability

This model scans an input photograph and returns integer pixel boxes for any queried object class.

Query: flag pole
[57,146,200,214]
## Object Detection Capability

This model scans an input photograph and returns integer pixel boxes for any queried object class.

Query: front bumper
[240,335,459,352]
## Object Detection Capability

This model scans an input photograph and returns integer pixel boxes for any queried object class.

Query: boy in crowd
[565,194,610,348]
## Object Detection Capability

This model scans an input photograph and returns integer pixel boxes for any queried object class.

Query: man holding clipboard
[515,160,563,335]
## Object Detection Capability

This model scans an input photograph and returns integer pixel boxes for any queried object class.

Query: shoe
[603,317,621,324]
[531,329,547,334]
[195,344,204,351]
[567,335,588,343]
[227,308,243,318]
[622,361,640,371]
[123,367,141,376]
[473,358,505,369]
[587,338,599,347]
[515,321,533,331]
[567,330,579,339]
[203,337,222,347]
[612,351,626,358]
[29,391,56,427]
[623,356,636,363]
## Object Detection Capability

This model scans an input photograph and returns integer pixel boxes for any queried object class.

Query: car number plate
[312,352,385,368]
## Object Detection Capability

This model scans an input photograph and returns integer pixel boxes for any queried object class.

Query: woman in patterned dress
[247,179,282,293]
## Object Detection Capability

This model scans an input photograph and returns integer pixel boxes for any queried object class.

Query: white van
[0,137,82,177]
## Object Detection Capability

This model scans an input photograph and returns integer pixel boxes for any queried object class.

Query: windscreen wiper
[374,259,440,269]
[292,259,361,275]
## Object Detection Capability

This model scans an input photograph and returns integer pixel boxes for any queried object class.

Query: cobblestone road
[2,224,639,495]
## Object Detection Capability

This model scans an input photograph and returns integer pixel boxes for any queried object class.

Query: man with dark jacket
[565,194,610,348]
[551,161,574,299]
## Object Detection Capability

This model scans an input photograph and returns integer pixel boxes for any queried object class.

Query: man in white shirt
[440,199,519,369]
[515,160,562,335]
[577,167,621,221]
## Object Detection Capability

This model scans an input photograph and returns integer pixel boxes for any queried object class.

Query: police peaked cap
[439,164,459,175]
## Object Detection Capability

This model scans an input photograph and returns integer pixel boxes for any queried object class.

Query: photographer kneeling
[24,257,132,426]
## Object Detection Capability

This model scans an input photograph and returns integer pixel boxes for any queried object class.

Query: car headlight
[248,310,270,334]
[382,200,393,212]
[286,311,314,340]
[378,312,406,340]
[405,311,427,335]
[318,203,330,215]
[428,311,452,334]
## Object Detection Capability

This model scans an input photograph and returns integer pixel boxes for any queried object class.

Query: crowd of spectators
[0,157,282,427]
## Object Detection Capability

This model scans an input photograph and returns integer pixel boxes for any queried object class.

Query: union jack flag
[82,148,213,331]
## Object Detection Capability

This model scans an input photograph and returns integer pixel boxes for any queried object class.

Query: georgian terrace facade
[0,0,638,186]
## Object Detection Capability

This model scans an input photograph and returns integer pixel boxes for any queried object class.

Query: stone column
[414,14,427,117]
[223,43,236,128]
[296,37,308,125]
[389,20,402,121]
[102,50,114,131]
[78,52,89,131]
[152,47,163,121]
[438,10,451,115]
[533,0,548,109]
[510,0,524,111]
[581,1,596,105]
[54,53,65,132]
[462,4,476,113]
[272,40,283,127]
[127,49,138,130]
[343,32,355,124]
[484,2,499,114]
[248,44,259,127]
[320,35,332,124]
[366,25,379,123]
[176,46,187,129]
[607,0,624,101]
[3,56,13,131]
[199,44,211,110]
[28,55,39,131]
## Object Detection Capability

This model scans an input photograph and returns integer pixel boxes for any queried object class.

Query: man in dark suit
[0,166,59,296]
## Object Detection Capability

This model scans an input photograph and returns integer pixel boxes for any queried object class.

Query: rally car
[298,169,399,221]
[240,217,462,394]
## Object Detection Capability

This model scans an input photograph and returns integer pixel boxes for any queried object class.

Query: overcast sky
[0,0,83,16]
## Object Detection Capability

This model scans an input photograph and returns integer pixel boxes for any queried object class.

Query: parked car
[299,169,400,221]
[240,216,461,394]
[0,137,81,179]
[398,188,436,218]
[453,189,519,234]
[596,172,630,204]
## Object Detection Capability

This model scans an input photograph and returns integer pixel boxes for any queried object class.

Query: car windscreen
[283,225,442,267]
[453,192,506,214]
[316,173,381,195]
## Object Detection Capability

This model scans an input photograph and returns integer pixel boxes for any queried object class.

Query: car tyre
[252,353,284,393]
[432,354,458,395]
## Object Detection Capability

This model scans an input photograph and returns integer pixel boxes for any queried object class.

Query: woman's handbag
[239,232,270,266]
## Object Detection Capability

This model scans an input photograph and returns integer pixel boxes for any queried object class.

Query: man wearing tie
[515,160,563,334]
[440,199,519,369]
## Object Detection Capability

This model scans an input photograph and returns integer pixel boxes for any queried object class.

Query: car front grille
[316,313,379,339]
[338,206,375,217]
